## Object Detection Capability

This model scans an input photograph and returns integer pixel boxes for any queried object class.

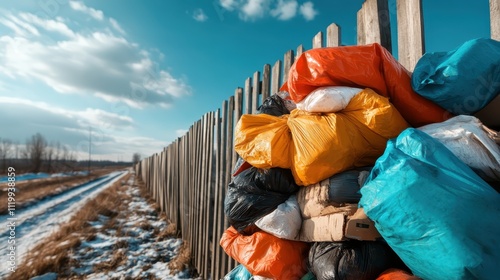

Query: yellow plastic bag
[234,88,409,186]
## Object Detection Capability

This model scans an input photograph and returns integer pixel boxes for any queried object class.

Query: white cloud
[0,12,76,39]
[0,13,191,108]
[220,0,239,11]
[69,0,104,21]
[299,1,318,21]
[19,13,76,38]
[219,0,313,21]
[193,9,208,22]
[270,0,298,21]
[109,18,126,35]
[241,0,270,20]
[0,97,134,130]
[0,14,40,37]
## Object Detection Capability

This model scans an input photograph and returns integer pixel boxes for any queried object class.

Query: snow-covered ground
[1,171,195,279]
[66,176,194,279]
[0,171,89,183]
[0,171,126,279]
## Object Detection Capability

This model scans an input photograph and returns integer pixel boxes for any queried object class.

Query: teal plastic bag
[300,271,317,280]
[360,128,500,280]
[224,264,252,280]
[411,38,500,115]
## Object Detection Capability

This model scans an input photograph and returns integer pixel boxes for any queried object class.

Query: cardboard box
[297,179,358,219]
[345,208,381,241]
[298,208,381,242]
[298,213,347,242]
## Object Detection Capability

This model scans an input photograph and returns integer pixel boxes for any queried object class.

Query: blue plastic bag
[411,38,500,115]
[224,264,252,280]
[360,128,500,280]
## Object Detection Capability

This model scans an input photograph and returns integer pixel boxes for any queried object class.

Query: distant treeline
[0,133,132,175]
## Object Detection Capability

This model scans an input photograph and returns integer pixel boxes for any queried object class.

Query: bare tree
[132,153,141,165]
[13,141,20,160]
[45,144,54,173]
[26,133,47,173]
[0,138,13,171]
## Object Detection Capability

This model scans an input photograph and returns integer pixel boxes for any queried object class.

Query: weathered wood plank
[188,125,195,246]
[327,23,341,47]
[283,50,294,84]
[261,64,271,101]
[271,60,282,95]
[152,154,157,200]
[357,0,392,52]
[196,118,204,272]
[491,0,500,40]
[211,108,222,280]
[244,77,252,114]
[234,87,243,123]
[160,150,166,212]
[296,44,305,59]
[313,31,323,48]
[199,114,207,278]
[233,88,243,170]
[225,96,236,273]
[218,101,229,278]
[252,71,261,113]
[202,111,214,279]
[397,0,425,71]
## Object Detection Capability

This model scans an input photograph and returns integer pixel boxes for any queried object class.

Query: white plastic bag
[418,115,500,182]
[296,86,362,113]
[254,195,301,240]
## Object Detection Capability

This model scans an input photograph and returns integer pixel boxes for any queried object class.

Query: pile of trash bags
[221,38,500,280]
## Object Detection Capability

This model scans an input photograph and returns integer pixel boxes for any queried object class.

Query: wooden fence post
[327,23,341,47]
[211,108,222,280]
[283,50,294,84]
[357,0,392,52]
[313,31,324,48]
[271,60,282,95]
[244,77,253,114]
[397,0,425,71]
[203,111,215,279]
[492,0,500,40]
[261,65,271,100]
[252,71,261,113]
[296,44,305,59]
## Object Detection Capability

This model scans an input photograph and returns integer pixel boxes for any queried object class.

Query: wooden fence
[135,0,500,279]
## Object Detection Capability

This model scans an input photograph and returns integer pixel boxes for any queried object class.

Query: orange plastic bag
[376,268,421,280]
[220,226,309,280]
[234,88,409,186]
[281,43,452,127]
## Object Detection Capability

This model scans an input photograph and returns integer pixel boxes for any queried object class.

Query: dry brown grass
[10,172,195,279]
[0,167,124,214]
[93,249,127,271]
[157,223,179,240]
[167,241,192,275]
[7,172,131,280]
[136,179,161,214]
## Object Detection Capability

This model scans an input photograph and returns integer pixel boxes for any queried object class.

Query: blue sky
[0,0,492,162]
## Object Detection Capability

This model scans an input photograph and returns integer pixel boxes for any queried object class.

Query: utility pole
[88,126,91,176]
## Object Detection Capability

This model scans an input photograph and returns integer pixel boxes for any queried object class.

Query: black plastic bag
[328,167,371,204]
[232,156,252,177]
[257,94,290,116]
[308,241,404,280]
[225,167,299,232]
